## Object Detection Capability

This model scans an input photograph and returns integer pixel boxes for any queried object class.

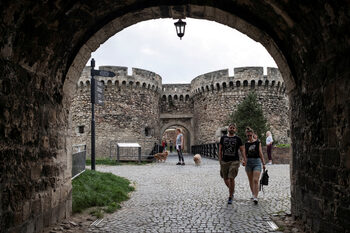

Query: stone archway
[1,2,349,233]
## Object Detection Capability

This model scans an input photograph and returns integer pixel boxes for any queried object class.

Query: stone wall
[0,59,71,232]
[160,84,193,115]
[71,67,161,158]
[191,67,289,144]
[290,76,350,232]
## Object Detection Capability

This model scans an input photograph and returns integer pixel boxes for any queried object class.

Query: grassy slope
[72,169,135,214]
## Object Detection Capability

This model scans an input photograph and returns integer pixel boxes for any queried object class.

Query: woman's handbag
[259,169,269,191]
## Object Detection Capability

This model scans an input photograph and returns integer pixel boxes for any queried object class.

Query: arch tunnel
[0,1,349,232]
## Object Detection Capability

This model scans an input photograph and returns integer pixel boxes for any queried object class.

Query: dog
[154,151,168,162]
[193,154,202,166]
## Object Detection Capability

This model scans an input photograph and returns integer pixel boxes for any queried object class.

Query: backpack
[259,170,269,191]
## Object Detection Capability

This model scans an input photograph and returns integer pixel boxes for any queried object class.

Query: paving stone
[90,154,291,232]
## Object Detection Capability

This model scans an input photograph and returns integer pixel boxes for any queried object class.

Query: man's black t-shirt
[219,135,243,162]
[245,140,260,158]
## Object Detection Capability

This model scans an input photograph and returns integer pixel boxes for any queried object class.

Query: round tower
[71,66,162,158]
[191,67,289,144]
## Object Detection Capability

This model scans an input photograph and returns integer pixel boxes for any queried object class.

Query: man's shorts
[220,160,240,180]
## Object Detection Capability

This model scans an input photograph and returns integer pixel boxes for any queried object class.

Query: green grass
[72,169,135,214]
[86,158,149,166]
[274,144,291,148]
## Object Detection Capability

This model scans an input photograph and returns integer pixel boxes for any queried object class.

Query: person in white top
[176,128,185,165]
[266,131,273,165]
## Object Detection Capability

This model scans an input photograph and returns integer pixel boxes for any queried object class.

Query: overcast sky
[88,18,277,84]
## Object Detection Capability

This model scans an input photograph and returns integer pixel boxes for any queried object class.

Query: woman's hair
[245,127,254,133]
[266,131,272,136]
[176,128,182,133]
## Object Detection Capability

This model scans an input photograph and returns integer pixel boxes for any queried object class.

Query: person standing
[161,140,166,152]
[266,131,273,165]
[176,128,185,165]
[219,123,247,204]
[169,141,173,153]
[245,127,266,204]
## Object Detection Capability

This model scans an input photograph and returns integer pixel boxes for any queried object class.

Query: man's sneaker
[253,198,258,204]
[250,194,254,200]
[228,197,233,204]
[176,162,181,165]
[181,162,185,166]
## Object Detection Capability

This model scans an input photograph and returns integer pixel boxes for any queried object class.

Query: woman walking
[245,127,265,204]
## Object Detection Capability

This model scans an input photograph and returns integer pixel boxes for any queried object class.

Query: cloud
[89,18,277,84]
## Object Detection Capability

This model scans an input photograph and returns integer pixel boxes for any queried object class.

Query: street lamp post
[174,19,186,40]
[90,59,96,170]
[90,58,115,170]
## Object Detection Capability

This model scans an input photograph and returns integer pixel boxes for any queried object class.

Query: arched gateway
[0,2,349,233]
[160,121,194,153]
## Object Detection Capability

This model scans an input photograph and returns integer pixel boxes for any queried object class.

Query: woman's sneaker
[227,197,233,204]
[176,162,181,165]
[253,198,258,204]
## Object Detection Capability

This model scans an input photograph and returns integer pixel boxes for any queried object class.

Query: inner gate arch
[160,121,194,153]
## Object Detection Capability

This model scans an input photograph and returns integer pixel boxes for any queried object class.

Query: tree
[227,92,269,144]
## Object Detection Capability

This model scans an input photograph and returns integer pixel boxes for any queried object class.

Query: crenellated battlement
[190,66,286,96]
[77,66,285,96]
[77,66,162,93]
[161,84,192,102]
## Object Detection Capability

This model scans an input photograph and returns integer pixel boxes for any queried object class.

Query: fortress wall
[71,68,161,158]
[160,84,193,115]
[192,67,289,144]
[71,66,290,157]
[234,66,264,80]
[78,66,162,92]
[132,67,162,88]
[193,87,289,144]
[267,67,281,80]
[191,69,232,93]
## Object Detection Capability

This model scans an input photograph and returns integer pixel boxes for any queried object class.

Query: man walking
[219,123,246,204]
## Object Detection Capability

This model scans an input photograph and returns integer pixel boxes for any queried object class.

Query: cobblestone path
[91,154,291,232]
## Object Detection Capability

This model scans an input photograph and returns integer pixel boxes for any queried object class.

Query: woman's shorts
[245,158,262,172]
[220,161,240,179]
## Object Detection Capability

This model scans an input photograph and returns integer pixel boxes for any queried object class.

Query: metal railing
[191,143,219,160]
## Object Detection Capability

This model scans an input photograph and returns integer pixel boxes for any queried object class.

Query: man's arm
[218,144,222,163]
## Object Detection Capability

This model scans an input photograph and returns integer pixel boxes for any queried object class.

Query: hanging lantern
[174,19,186,40]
